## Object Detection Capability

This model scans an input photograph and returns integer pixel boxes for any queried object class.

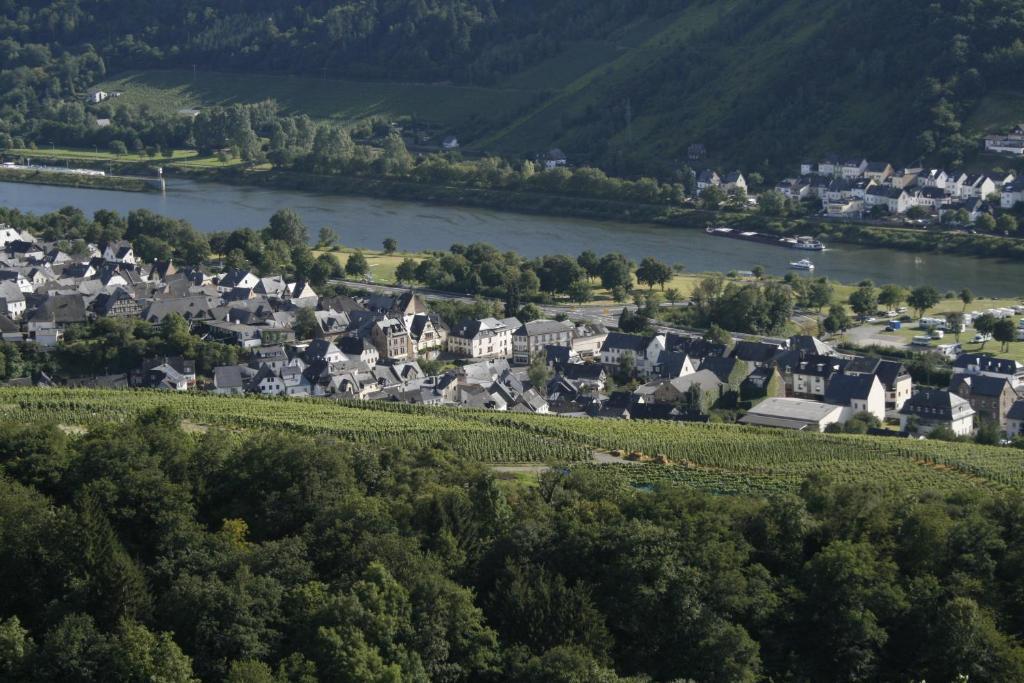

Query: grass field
[6,146,243,169]
[2,387,1023,496]
[96,70,538,129]
[315,247,422,283]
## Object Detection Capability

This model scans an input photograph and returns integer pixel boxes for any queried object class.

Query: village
[693,124,1024,222]
[4,225,1024,443]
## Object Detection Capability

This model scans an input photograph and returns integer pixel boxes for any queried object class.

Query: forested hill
[3,0,1024,171]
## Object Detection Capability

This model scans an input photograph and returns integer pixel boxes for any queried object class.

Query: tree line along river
[1,178,1023,297]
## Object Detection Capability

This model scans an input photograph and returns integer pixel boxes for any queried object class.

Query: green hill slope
[4,0,1024,173]
[3,388,1022,496]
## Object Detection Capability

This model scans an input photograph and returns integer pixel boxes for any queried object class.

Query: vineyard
[4,388,1024,496]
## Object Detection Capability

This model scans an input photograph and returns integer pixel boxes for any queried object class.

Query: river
[1,178,1022,297]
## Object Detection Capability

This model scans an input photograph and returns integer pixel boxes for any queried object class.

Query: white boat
[789,259,815,270]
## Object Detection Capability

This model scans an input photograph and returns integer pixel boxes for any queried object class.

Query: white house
[838,159,868,179]
[824,373,886,423]
[102,240,136,265]
[0,281,26,319]
[1007,400,1024,437]
[864,186,912,214]
[899,389,975,437]
[442,136,460,150]
[448,317,518,359]
[600,332,666,378]
[544,149,567,170]
[1002,182,1023,209]
[960,175,996,200]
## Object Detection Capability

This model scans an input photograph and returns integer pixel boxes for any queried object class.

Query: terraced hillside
[5,388,1023,496]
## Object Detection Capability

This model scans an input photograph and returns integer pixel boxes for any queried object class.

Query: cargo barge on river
[705,225,826,251]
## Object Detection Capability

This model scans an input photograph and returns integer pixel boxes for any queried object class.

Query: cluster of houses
[774,158,1021,220]
[5,227,1024,439]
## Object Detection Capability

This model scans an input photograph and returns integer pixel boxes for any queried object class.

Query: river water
[1,178,1022,297]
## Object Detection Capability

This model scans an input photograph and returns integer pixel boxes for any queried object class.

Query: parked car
[972,333,992,343]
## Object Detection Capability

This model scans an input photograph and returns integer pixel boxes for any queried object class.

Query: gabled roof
[825,374,877,405]
[214,365,245,389]
[789,335,834,356]
[951,374,1012,398]
[900,389,974,419]
[793,354,846,377]
[664,333,726,359]
[731,340,782,363]
[514,319,574,337]
[602,332,655,353]
[562,363,606,381]
[699,356,740,383]
[953,353,1020,375]
[27,294,87,324]
[1008,400,1024,421]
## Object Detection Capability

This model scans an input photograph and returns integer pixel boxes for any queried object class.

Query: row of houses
[984,125,1024,156]
[778,159,1021,217]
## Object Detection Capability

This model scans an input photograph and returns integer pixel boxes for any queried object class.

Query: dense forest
[3,1,1024,170]
[3,411,1024,681]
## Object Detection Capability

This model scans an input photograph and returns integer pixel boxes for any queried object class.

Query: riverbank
[0,166,155,192]
[178,165,1024,262]
[7,146,1024,261]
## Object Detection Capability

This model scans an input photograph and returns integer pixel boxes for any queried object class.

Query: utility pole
[192,64,197,81]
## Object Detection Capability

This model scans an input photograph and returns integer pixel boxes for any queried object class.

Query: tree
[877,284,906,311]
[317,227,337,249]
[382,238,398,254]
[807,279,834,331]
[758,190,786,216]
[959,288,974,312]
[537,255,586,294]
[636,257,673,290]
[974,313,996,348]
[382,131,413,175]
[946,312,965,342]
[527,354,553,395]
[293,307,320,340]
[395,258,418,284]
[665,288,682,306]
[996,213,1019,234]
[598,253,633,291]
[751,265,766,280]
[567,280,593,304]
[704,323,731,348]
[577,251,600,279]
[346,251,369,278]
[109,140,127,156]
[907,286,941,318]
[700,185,726,208]
[517,303,542,323]
[618,307,649,334]
[975,213,997,232]
[615,352,635,383]
[266,209,308,245]
[993,317,1016,352]
[823,305,852,335]
[849,284,878,319]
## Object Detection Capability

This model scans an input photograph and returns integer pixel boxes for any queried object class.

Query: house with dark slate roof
[824,373,885,422]
[950,375,1017,427]
[1007,400,1024,437]
[952,353,1024,387]
[899,389,975,437]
